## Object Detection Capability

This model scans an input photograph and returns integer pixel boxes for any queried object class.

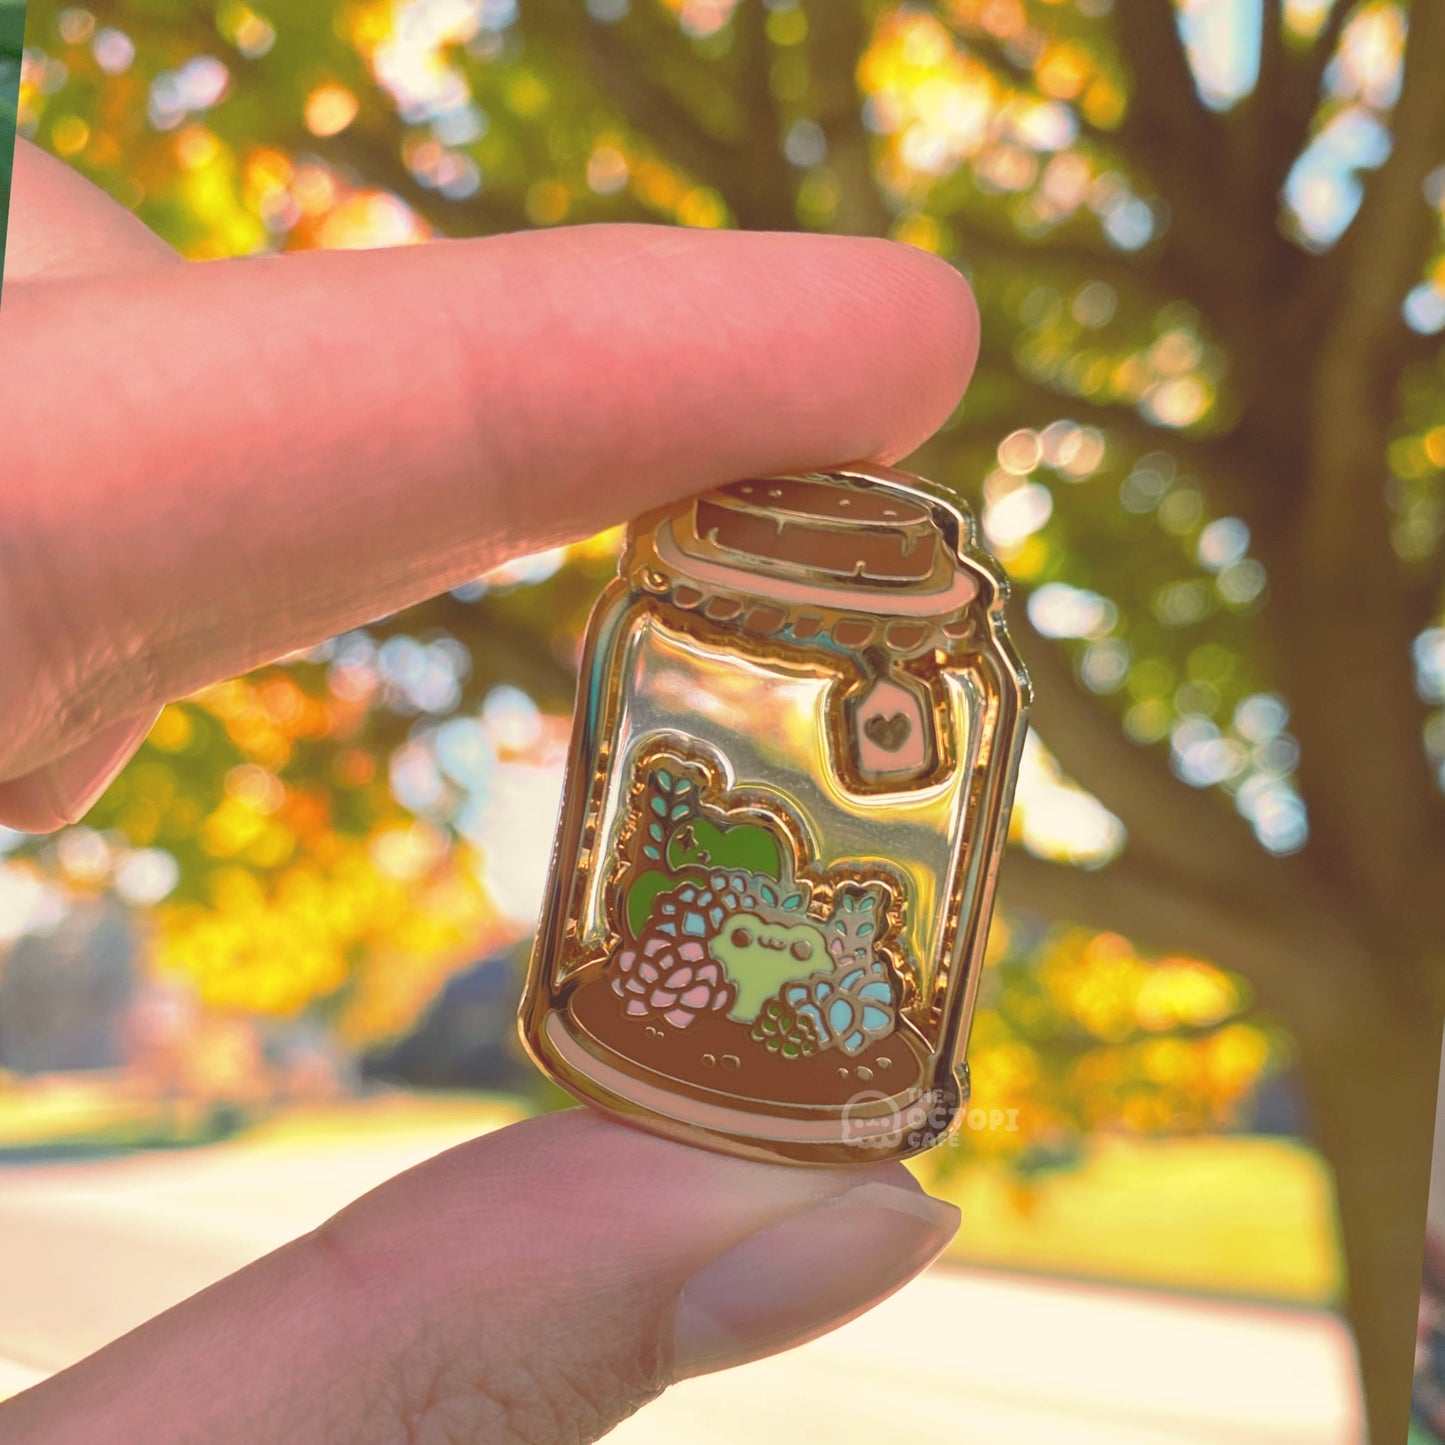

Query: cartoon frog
[708,913,832,1023]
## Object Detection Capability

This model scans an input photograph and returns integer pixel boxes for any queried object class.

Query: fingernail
[672,1180,960,1379]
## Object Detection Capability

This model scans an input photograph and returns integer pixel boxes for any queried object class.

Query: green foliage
[663,815,783,877]
[0,0,24,276]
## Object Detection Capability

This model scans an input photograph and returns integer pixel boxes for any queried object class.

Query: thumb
[0,1109,959,1445]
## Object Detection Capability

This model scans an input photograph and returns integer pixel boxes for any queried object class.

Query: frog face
[709,913,830,1022]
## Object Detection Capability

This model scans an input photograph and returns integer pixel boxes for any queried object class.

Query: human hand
[0,138,977,1442]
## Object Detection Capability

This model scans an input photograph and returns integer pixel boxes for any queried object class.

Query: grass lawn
[0,1072,174,1153]
[0,1077,528,1158]
[914,1134,1342,1307]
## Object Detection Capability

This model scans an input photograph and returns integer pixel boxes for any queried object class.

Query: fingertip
[670,1173,961,1379]
[861,234,980,366]
[872,239,980,454]
[792,233,979,465]
[0,773,67,834]
[0,713,156,834]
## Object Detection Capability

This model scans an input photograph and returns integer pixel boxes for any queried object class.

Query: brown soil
[566,971,928,1108]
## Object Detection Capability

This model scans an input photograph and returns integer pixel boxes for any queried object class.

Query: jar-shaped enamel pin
[521,464,1030,1164]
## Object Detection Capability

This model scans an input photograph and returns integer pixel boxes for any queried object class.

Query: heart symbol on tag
[864,711,912,752]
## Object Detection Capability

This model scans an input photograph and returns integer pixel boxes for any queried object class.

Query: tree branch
[1306,0,1445,572]
[1260,0,1356,210]
[1262,3,1445,941]
[1231,0,1289,226]
[935,3,1251,345]
[801,0,892,236]
[953,220,1188,308]
[1111,0,1220,169]
[1009,613,1272,898]
[1109,1,1238,321]
[1256,0,1286,115]
[531,1,761,224]
[938,21,1116,152]
[728,0,796,231]
[1295,0,1355,108]
[997,848,1366,1036]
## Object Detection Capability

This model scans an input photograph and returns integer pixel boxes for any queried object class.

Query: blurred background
[3,1,1444,1440]
[0,2,18,258]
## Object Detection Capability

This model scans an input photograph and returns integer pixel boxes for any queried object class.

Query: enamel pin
[520,465,1030,1164]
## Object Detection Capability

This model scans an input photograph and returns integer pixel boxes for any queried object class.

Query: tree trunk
[1295,983,1443,1444]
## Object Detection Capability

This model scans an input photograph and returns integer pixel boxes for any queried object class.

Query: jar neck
[628,519,983,664]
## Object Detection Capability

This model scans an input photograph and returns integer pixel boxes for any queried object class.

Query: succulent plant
[610,871,807,1027]
[606,771,905,1060]
[610,932,736,1029]
[624,764,786,937]
[781,961,895,1057]
[655,869,804,931]
[824,884,887,970]
[750,996,821,1059]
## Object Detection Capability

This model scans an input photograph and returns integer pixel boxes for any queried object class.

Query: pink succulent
[611,934,737,1029]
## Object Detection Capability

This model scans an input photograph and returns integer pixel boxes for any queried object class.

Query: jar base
[529,973,957,1165]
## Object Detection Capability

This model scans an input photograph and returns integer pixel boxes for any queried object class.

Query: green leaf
[625,866,705,939]
[665,816,783,877]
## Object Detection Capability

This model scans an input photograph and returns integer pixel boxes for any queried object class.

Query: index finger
[0,225,978,785]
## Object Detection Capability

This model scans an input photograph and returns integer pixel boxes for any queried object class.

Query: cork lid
[626,467,985,655]
[684,476,943,586]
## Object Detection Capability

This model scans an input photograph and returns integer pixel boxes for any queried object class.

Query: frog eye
[790,938,813,961]
[731,926,753,948]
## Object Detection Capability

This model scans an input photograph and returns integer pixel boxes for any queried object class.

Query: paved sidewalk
[0,1118,1364,1443]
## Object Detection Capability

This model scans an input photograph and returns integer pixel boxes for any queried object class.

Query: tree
[0,0,24,269]
[11,1,1445,1437]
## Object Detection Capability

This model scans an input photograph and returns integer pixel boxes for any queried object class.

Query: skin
[0,138,980,1443]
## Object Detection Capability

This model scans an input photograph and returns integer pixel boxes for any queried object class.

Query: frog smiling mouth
[730,925,813,955]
